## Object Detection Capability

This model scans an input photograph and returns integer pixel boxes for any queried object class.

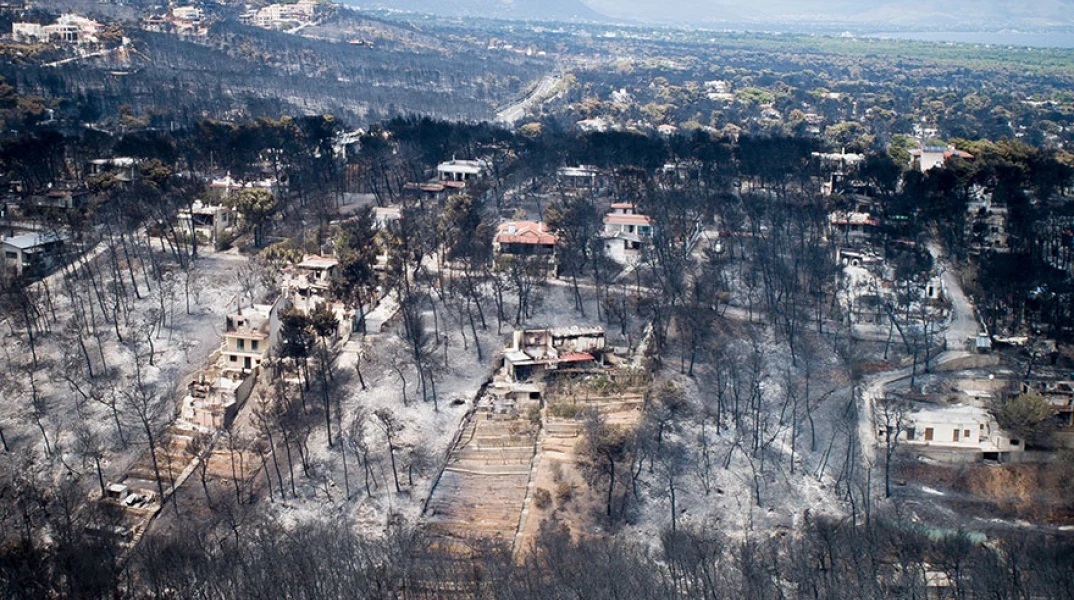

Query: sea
[865,31,1074,49]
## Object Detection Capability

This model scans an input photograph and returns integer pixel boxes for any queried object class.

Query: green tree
[309,306,339,445]
[332,206,379,331]
[279,309,314,389]
[993,392,1055,447]
[229,188,278,247]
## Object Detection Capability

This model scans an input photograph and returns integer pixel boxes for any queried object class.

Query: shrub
[533,488,552,510]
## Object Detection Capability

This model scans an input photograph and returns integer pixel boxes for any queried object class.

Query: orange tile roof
[605,213,652,226]
[495,221,557,246]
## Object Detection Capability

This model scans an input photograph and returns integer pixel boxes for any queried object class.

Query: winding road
[495,75,560,125]
[858,241,982,493]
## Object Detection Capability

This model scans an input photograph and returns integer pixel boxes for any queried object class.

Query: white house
[179,366,257,431]
[373,206,402,229]
[910,145,973,173]
[208,174,278,201]
[177,200,234,248]
[899,404,1022,462]
[1,232,65,279]
[602,203,653,265]
[12,23,44,42]
[556,165,599,186]
[222,298,284,376]
[14,14,103,45]
[171,6,204,22]
[282,255,338,313]
[436,158,488,183]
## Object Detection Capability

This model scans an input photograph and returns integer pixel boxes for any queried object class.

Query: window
[964,429,971,439]
[237,339,245,350]
[229,355,236,362]
[924,427,934,441]
[251,340,258,351]
[4,251,16,259]
[953,429,960,442]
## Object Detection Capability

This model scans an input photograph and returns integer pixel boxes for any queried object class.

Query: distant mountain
[346,0,608,22]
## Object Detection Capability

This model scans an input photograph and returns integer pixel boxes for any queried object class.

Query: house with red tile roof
[494,220,557,257]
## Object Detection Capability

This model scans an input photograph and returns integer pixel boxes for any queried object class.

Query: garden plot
[515,377,647,554]
[423,392,540,553]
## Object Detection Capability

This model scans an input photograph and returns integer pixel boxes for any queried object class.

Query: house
[503,326,606,382]
[494,221,557,257]
[282,255,338,313]
[576,117,614,133]
[813,152,865,195]
[1022,378,1074,427]
[436,159,488,183]
[208,175,277,201]
[1,232,65,279]
[836,247,882,267]
[812,151,866,168]
[602,203,653,265]
[177,200,234,248]
[373,206,402,229]
[966,194,1010,255]
[179,366,257,431]
[14,14,102,45]
[31,187,91,211]
[402,181,452,203]
[487,381,543,419]
[243,0,319,29]
[88,157,139,182]
[142,15,169,32]
[829,211,879,246]
[332,129,365,159]
[11,23,44,42]
[222,299,284,376]
[661,161,701,181]
[910,145,974,173]
[171,6,204,23]
[657,124,679,137]
[898,404,1022,462]
[923,275,945,301]
[143,6,208,36]
[556,165,599,187]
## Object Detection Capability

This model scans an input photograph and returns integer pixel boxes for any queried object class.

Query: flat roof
[2,232,62,250]
[297,256,339,270]
[549,325,605,337]
[437,159,487,173]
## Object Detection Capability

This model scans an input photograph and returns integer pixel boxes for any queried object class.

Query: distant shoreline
[863,31,1074,49]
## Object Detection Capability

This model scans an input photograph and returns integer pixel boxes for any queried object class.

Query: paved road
[929,241,980,350]
[858,241,980,499]
[495,75,559,125]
